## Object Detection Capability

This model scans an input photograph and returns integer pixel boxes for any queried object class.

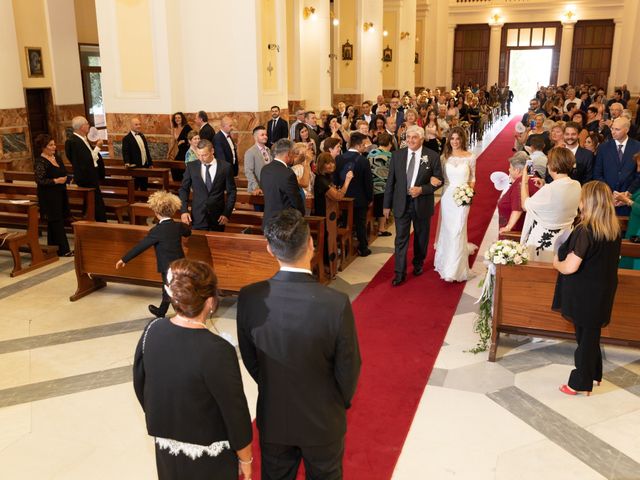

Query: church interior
[0,0,639,478]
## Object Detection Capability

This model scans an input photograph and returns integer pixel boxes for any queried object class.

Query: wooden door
[25,88,51,151]
[570,20,615,90]
[452,25,490,88]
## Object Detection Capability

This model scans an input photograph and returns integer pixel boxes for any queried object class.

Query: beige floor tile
[586,409,640,463]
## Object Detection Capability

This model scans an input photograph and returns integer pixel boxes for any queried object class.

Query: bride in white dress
[435,126,477,282]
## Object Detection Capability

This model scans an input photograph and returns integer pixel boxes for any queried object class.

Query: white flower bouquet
[483,239,529,266]
[453,183,475,207]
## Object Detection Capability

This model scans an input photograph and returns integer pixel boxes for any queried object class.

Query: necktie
[407,152,416,189]
[205,164,213,191]
[271,120,276,136]
[261,147,270,163]
[617,144,624,164]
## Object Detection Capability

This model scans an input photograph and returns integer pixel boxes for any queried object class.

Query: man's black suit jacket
[383,146,443,219]
[64,134,105,188]
[260,159,305,228]
[237,270,361,446]
[121,132,153,168]
[213,131,239,176]
[572,147,594,185]
[179,160,237,230]
[334,151,373,208]
[266,118,289,147]
[198,123,215,143]
[121,219,191,273]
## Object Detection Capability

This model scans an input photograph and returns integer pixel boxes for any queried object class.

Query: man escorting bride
[434,126,477,282]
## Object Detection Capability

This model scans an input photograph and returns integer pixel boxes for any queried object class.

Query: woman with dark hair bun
[133,259,253,479]
[33,133,72,256]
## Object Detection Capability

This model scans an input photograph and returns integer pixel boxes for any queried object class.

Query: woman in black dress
[553,181,622,396]
[172,112,192,162]
[33,134,72,256]
[133,259,253,479]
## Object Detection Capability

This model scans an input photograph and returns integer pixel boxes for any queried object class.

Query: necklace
[172,316,208,329]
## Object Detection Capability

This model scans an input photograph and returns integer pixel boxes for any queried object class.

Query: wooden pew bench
[70,221,279,300]
[0,199,58,276]
[234,190,314,210]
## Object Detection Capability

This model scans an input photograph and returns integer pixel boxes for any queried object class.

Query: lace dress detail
[155,437,230,460]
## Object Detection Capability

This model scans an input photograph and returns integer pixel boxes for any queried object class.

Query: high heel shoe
[559,384,591,396]
[594,380,601,386]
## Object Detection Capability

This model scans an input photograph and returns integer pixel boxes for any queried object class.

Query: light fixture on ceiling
[363,22,374,32]
[303,6,316,21]
[488,11,504,27]
[561,6,577,24]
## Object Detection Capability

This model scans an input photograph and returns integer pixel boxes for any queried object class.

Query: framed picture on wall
[342,40,353,61]
[25,47,44,77]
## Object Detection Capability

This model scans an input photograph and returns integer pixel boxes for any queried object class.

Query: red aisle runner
[250,118,520,479]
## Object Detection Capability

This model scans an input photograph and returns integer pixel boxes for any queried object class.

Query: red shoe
[559,384,591,396]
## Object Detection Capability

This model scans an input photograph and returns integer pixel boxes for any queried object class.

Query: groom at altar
[384,125,443,286]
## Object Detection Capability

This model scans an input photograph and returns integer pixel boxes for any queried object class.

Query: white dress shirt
[201,160,217,185]
[406,148,421,188]
[132,131,147,165]
[280,266,313,275]
[616,136,629,155]
[73,132,101,167]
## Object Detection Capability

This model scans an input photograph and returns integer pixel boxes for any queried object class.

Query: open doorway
[508,49,553,113]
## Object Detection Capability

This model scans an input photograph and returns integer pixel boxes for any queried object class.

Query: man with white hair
[594,117,640,215]
[383,125,443,286]
[65,116,107,222]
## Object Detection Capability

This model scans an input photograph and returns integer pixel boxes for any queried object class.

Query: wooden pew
[0,199,58,276]
[490,256,640,361]
[235,190,314,210]
[70,221,279,300]
[63,164,171,191]
[337,198,355,270]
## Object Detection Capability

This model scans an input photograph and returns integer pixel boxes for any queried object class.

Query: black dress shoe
[413,266,424,276]
[359,248,372,257]
[391,274,406,286]
[378,231,392,237]
[148,304,164,318]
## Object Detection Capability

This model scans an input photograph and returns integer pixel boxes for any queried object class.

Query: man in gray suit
[244,126,271,194]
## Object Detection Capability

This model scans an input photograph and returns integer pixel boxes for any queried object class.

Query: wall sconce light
[363,22,374,32]
[333,18,340,26]
[400,32,410,40]
[383,30,388,37]
[561,7,577,24]
[303,6,316,21]
[267,44,280,52]
[488,12,504,26]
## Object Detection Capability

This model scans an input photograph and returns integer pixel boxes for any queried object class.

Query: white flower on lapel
[420,155,430,166]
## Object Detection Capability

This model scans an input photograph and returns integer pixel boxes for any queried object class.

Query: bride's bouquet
[453,183,475,206]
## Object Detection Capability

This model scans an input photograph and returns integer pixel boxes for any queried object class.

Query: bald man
[121,117,153,190]
[214,116,239,176]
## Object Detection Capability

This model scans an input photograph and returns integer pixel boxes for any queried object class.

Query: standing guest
[244,126,271,196]
[371,94,386,115]
[594,117,640,215]
[304,111,321,152]
[437,105,450,137]
[195,111,215,143]
[323,137,343,159]
[289,109,305,140]
[334,132,374,256]
[387,97,405,128]
[184,130,201,164]
[116,191,191,318]
[424,110,442,153]
[553,181,621,396]
[498,152,539,234]
[237,209,361,480]
[34,134,72,256]
[520,147,582,262]
[385,116,399,150]
[335,101,347,121]
[294,123,316,154]
[134,259,253,479]
[563,121,594,185]
[267,105,289,148]
[314,153,353,217]
[214,116,239,176]
[179,140,236,231]
[620,84,631,103]
[416,104,429,128]
[171,112,192,162]
[618,153,640,269]
[260,139,305,228]
[359,100,374,127]
[446,97,458,122]
[383,125,443,286]
[528,136,548,179]
[368,132,393,236]
[370,115,387,145]
[585,106,600,134]
[549,122,566,149]
[65,116,107,222]
[122,117,153,190]
[290,142,314,200]
[524,113,551,153]
[584,132,603,155]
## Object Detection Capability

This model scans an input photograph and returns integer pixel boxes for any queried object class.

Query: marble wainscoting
[0,108,31,173]
[332,93,365,107]
[52,104,85,145]
[287,100,306,117]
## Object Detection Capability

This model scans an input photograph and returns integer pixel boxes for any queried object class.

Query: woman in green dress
[618,152,640,270]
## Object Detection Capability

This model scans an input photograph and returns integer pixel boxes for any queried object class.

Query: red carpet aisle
[249,117,520,479]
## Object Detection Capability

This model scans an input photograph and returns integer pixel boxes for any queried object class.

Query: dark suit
[121,131,153,190]
[179,160,237,231]
[334,150,374,253]
[65,133,107,222]
[121,219,191,314]
[260,159,305,228]
[594,137,640,215]
[213,130,239,176]
[571,147,594,185]
[384,146,443,275]
[237,270,361,478]
[267,117,289,148]
[198,122,215,143]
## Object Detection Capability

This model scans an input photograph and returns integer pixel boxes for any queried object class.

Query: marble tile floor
[1,116,639,479]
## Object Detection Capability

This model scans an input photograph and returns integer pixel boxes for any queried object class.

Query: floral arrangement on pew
[469,240,529,354]
[453,183,475,207]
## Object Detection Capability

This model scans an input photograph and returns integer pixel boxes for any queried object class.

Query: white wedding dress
[434,154,477,282]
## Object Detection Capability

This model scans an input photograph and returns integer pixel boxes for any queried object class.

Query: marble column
[487,25,503,87]
[432,0,450,90]
[382,0,417,96]
[446,24,456,90]
[0,0,29,171]
[557,22,576,86]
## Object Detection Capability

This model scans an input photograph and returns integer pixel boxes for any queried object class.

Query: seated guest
[313,152,353,217]
[618,152,640,270]
[133,259,253,479]
[116,191,191,318]
[498,152,540,234]
[528,136,548,179]
[33,134,72,257]
[553,181,621,396]
[367,132,393,236]
[594,117,640,215]
[122,117,153,190]
[520,147,582,262]
[184,130,201,164]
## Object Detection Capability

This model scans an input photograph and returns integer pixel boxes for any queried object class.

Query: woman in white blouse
[520,147,581,262]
